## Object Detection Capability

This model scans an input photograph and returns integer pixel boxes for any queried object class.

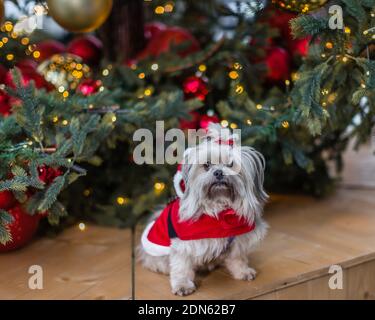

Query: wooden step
[0,186,374,300]
[0,144,374,300]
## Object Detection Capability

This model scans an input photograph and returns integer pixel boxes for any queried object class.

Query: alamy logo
[132,121,242,170]
[328,5,344,30]
[28,265,43,290]
[14,5,46,35]
[328,265,343,290]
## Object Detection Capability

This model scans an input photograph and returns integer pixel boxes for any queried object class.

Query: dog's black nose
[213,169,224,180]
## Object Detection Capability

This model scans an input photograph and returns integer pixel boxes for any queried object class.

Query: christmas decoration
[0,204,41,252]
[267,8,296,39]
[271,0,328,13]
[179,111,200,130]
[35,40,66,62]
[288,37,310,57]
[183,76,208,101]
[47,0,113,33]
[38,165,63,185]
[0,191,15,210]
[137,26,200,60]
[37,54,90,91]
[266,8,310,58]
[0,64,6,83]
[144,22,166,40]
[67,35,103,65]
[77,79,102,96]
[0,90,11,116]
[0,0,373,244]
[264,47,290,82]
[5,60,52,90]
[199,114,220,130]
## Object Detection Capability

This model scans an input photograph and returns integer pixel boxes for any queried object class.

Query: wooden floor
[0,144,374,300]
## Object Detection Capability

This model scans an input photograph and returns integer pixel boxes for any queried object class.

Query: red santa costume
[141,198,255,256]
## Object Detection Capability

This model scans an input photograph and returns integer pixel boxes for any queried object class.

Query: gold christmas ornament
[0,0,4,23]
[47,0,113,33]
[37,54,91,91]
[271,0,328,13]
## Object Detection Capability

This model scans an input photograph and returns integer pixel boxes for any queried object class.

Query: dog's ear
[240,146,268,210]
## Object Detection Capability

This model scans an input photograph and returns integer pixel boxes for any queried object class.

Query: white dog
[138,125,268,296]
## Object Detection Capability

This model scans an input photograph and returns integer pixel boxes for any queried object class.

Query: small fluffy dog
[139,125,268,296]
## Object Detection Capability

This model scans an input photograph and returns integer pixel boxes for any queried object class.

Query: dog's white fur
[138,125,268,296]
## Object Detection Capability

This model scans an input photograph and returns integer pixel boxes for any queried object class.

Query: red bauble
[0,191,15,210]
[144,22,166,40]
[138,27,200,60]
[265,47,290,82]
[268,8,296,40]
[77,79,102,96]
[5,60,52,90]
[179,111,201,130]
[179,112,219,131]
[0,64,7,83]
[0,204,41,252]
[183,76,208,101]
[265,7,310,58]
[35,40,66,61]
[199,114,220,130]
[288,37,310,57]
[0,90,12,116]
[67,35,103,65]
[38,165,63,184]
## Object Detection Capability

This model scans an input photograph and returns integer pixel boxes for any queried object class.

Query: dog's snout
[213,169,224,180]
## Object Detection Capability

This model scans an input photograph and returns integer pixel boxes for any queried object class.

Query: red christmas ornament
[0,90,12,116]
[35,40,66,61]
[0,64,7,83]
[199,114,220,130]
[38,165,63,185]
[265,47,290,82]
[5,60,53,90]
[144,22,166,40]
[183,76,208,101]
[77,79,102,96]
[267,8,296,40]
[288,37,310,57]
[265,7,310,58]
[67,35,103,65]
[0,191,15,210]
[138,27,200,60]
[0,204,41,252]
[179,111,200,130]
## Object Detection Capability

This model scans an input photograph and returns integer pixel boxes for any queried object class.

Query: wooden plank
[2,188,375,299]
[254,260,375,300]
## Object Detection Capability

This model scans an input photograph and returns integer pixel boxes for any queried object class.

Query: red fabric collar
[147,199,255,248]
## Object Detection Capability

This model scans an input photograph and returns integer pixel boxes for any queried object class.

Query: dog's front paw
[234,267,257,281]
[172,280,196,296]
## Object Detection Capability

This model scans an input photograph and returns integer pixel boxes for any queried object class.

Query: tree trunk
[98,0,146,62]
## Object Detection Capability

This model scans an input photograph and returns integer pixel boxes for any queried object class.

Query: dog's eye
[227,161,234,168]
[203,161,211,171]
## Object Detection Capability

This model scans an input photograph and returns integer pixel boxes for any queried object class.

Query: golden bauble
[37,54,91,91]
[47,0,113,33]
[0,0,4,24]
[272,0,328,13]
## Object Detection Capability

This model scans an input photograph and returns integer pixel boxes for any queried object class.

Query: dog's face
[179,132,268,222]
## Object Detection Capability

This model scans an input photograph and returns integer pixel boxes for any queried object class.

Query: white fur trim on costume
[141,221,171,256]
[173,171,184,198]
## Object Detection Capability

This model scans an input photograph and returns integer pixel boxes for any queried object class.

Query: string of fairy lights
[1,2,374,232]
[0,21,41,61]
